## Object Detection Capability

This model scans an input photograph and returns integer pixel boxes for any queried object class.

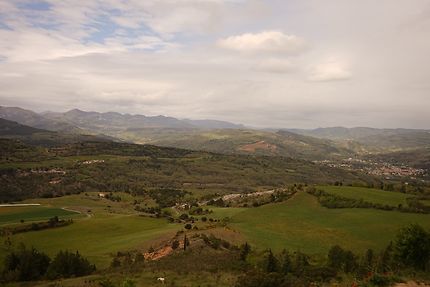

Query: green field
[317,185,411,206]
[231,192,430,254]
[205,206,247,219]
[1,213,179,268]
[0,194,181,269]
[0,206,80,225]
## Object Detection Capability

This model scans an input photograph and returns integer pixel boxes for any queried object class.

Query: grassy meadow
[0,194,180,269]
[1,184,430,283]
[0,206,80,225]
[317,185,411,206]
[230,191,430,254]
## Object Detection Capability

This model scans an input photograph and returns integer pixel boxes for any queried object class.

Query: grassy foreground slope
[5,214,177,268]
[0,194,179,269]
[231,192,430,254]
[317,185,411,207]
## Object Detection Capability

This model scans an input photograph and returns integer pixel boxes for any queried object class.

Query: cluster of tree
[188,207,212,215]
[1,245,95,282]
[307,187,429,213]
[110,251,145,270]
[134,205,161,216]
[236,224,430,287]
[104,192,122,202]
[207,198,226,207]
[0,216,73,235]
[199,233,232,250]
[148,188,189,208]
[0,140,373,203]
[406,197,430,213]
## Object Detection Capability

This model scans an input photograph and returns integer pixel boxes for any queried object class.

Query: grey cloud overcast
[0,0,429,128]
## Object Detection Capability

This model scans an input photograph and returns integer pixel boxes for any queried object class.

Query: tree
[171,240,180,250]
[328,245,344,270]
[292,251,309,276]
[134,253,145,265]
[280,249,292,274]
[364,249,374,270]
[240,242,251,261]
[343,250,358,273]
[2,245,51,281]
[264,249,278,273]
[46,250,95,279]
[358,248,375,276]
[378,242,394,273]
[394,224,430,270]
[184,234,189,251]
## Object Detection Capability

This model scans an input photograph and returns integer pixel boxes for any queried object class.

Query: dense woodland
[0,140,375,203]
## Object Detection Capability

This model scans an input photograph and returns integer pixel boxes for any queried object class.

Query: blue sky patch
[18,1,52,11]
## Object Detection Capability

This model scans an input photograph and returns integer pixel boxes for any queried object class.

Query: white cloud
[308,59,352,82]
[218,31,306,54]
[0,0,429,128]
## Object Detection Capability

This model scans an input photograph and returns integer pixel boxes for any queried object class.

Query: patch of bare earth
[238,140,277,153]
[145,245,174,261]
[144,240,185,261]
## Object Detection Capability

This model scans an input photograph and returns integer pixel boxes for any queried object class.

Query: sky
[0,0,429,129]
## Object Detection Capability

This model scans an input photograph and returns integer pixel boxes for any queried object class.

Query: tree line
[236,224,430,287]
[1,244,95,282]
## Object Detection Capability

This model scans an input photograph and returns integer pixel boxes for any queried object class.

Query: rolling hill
[120,128,354,160]
[0,106,81,133]
[0,118,112,147]
[2,106,430,162]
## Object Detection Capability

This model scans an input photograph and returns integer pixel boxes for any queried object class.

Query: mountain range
[1,105,429,161]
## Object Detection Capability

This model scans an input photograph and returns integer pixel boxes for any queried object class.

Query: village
[314,158,427,179]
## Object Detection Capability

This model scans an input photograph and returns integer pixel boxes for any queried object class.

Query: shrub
[46,250,95,279]
[171,240,180,250]
[2,245,50,281]
[394,224,430,271]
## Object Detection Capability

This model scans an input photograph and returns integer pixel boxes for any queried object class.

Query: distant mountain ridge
[0,117,111,146]
[42,108,244,132]
[1,105,429,159]
[0,106,82,133]
[287,127,430,150]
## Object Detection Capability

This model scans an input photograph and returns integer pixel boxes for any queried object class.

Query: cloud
[0,0,429,129]
[254,58,296,73]
[308,59,352,82]
[217,31,306,54]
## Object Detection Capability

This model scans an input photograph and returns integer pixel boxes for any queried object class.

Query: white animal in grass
[157,277,165,284]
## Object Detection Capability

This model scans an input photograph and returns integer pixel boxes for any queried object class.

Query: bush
[2,245,50,281]
[394,224,430,271]
[171,240,180,250]
[235,270,285,287]
[46,250,95,279]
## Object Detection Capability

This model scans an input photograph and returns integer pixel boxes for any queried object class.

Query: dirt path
[61,207,92,218]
